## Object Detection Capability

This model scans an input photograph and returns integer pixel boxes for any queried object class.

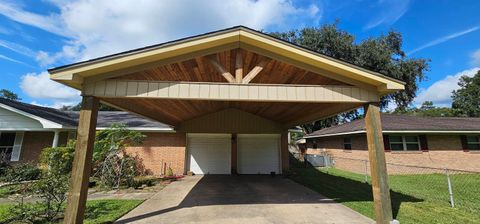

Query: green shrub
[1,163,41,183]
[39,140,75,174]
[166,167,173,177]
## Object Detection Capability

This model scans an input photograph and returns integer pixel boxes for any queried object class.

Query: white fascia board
[383,130,480,134]
[304,129,480,139]
[0,128,75,131]
[304,130,366,138]
[0,103,63,129]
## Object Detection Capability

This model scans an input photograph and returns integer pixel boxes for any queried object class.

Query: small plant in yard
[1,163,41,183]
[5,144,72,223]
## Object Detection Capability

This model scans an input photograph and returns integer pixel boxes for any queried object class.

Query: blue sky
[0,0,479,108]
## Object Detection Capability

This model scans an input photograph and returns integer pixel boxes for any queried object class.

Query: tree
[0,89,21,101]
[270,23,429,132]
[392,101,458,117]
[60,102,118,111]
[452,70,480,117]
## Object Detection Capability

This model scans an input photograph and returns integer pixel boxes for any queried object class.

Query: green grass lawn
[0,184,23,198]
[289,167,480,224]
[0,199,143,223]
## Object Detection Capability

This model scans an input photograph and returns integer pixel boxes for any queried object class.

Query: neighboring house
[303,114,480,172]
[0,98,181,174]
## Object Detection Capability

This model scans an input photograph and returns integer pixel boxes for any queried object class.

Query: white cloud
[20,72,80,107]
[470,49,480,66]
[0,1,67,36]
[0,38,36,57]
[408,26,480,55]
[0,0,321,65]
[5,0,321,106]
[414,67,480,107]
[0,54,33,67]
[364,0,410,30]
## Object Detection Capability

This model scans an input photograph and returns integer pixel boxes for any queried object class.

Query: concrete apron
[116,175,374,224]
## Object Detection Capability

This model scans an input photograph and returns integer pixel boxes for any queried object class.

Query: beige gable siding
[0,107,43,130]
[177,108,283,133]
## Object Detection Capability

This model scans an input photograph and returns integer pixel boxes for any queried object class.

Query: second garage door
[188,133,231,175]
[237,134,281,174]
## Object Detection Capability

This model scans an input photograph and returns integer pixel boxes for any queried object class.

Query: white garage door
[237,134,281,174]
[188,133,231,174]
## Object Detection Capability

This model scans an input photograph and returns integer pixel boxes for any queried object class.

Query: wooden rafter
[235,50,243,83]
[206,55,235,83]
[242,58,271,84]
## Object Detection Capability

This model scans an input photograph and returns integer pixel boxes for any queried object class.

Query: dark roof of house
[0,98,78,127]
[306,114,480,138]
[0,98,170,129]
[66,111,171,129]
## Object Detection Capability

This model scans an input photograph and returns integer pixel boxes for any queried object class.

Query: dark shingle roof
[0,98,170,129]
[0,98,78,127]
[65,111,171,129]
[306,114,480,137]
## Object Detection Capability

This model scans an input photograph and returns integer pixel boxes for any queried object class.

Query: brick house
[0,98,184,175]
[303,114,480,172]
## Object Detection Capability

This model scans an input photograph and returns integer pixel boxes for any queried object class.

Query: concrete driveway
[116,175,373,224]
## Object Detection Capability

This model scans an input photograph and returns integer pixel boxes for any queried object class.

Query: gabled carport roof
[49,26,404,93]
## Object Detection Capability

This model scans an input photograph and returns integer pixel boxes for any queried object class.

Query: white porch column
[52,130,60,147]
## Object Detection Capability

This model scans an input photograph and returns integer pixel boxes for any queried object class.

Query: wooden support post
[235,50,243,83]
[364,103,393,224]
[64,96,99,224]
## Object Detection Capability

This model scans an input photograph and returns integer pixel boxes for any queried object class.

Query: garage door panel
[188,134,231,174]
[238,134,280,174]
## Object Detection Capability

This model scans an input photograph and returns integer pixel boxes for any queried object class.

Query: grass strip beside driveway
[0,199,143,223]
[289,167,480,224]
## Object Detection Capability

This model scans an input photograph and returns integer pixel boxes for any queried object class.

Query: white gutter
[304,129,480,138]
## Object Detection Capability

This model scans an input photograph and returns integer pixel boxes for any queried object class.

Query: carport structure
[49,26,404,224]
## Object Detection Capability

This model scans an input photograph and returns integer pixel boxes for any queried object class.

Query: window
[343,137,352,150]
[312,140,318,149]
[467,136,480,150]
[0,132,16,161]
[389,135,420,151]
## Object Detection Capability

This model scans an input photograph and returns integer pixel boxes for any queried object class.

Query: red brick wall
[19,131,70,163]
[306,134,480,173]
[20,132,53,163]
[125,132,186,176]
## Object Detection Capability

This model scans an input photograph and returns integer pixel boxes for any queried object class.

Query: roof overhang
[0,103,66,129]
[49,26,405,94]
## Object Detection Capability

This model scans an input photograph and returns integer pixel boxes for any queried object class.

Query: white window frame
[389,135,420,151]
[466,135,480,150]
[0,131,22,161]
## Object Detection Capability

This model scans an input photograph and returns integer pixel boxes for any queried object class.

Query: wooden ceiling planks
[100,97,360,126]
[115,48,347,86]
